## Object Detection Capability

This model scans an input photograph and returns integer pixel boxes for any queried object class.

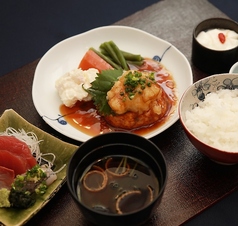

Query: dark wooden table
[1,0,238,225]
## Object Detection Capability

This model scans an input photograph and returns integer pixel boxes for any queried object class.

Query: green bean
[108,41,129,70]
[121,50,143,62]
[90,47,121,69]
[97,41,144,69]
[99,49,115,64]
[100,42,121,65]
[101,44,143,64]
[127,60,144,66]
[100,48,110,57]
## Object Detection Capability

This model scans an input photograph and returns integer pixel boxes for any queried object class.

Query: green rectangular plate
[0,109,78,226]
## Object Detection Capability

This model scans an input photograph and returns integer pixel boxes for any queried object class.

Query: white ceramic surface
[32,25,193,142]
[229,62,238,73]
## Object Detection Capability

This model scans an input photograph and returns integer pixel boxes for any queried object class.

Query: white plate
[32,25,193,142]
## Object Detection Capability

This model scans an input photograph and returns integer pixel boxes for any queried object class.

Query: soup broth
[77,155,159,215]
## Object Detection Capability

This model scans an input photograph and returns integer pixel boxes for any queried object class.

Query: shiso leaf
[86,69,123,115]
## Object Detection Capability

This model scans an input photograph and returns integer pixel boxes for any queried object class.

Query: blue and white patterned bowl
[179,73,238,164]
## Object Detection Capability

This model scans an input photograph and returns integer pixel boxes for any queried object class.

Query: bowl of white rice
[179,73,238,164]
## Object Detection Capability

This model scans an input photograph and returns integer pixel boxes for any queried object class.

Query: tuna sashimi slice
[0,150,29,175]
[0,136,37,169]
[0,166,15,189]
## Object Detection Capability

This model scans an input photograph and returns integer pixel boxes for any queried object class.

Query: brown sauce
[60,59,177,136]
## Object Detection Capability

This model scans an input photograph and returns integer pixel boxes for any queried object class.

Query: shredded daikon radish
[39,153,56,168]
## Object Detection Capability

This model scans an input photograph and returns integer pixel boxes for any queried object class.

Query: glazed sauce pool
[60,58,177,136]
[77,155,159,214]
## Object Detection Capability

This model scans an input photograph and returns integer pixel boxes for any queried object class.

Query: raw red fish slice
[0,136,37,168]
[0,165,15,189]
[0,150,28,175]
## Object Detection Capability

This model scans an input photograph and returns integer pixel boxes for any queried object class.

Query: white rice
[185,89,238,152]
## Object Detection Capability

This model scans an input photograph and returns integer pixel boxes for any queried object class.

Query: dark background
[0,0,238,225]
[0,0,237,77]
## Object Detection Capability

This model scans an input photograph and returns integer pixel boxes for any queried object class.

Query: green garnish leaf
[86,69,123,115]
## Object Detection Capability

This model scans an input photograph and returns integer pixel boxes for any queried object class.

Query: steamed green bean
[90,47,121,69]
[109,41,129,70]
[96,41,144,70]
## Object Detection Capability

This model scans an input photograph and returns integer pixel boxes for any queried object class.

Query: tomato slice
[79,49,113,72]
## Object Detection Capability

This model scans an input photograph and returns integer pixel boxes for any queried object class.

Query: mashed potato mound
[55,68,98,107]
[185,89,238,152]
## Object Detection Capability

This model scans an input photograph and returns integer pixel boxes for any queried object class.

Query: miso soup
[77,155,159,215]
